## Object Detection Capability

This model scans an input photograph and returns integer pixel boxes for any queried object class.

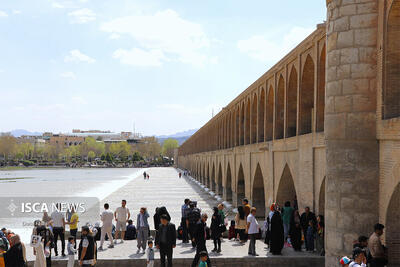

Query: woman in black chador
[269,203,284,255]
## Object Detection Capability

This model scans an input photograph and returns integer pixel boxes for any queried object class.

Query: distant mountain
[157,129,198,145]
[9,129,42,137]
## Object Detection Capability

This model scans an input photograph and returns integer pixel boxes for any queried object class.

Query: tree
[0,135,17,160]
[135,136,161,160]
[162,138,179,159]
[88,151,96,161]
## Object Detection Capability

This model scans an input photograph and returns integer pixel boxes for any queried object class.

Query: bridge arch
[217,162,223,196]
[276,75,285,139]
[300,54,315,135]
[384,0,400,119]
[251,94,257,144]
[319,176,326,215]
[240,103,245,145]
[276,164,297,208]
[225,162,233,202]
[258,88,265,142]
[206,163,210,188]
[386,182,400,265]
[317,44,326,132]
[252,163,266,218]
[266,85,274,141]
[236,163,246,207]
[235,106,240,146]
[211,163,216,191]
[286,66,298,138]
[245,99,251,145]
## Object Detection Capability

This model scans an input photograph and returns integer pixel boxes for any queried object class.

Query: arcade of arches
[177,1,400,266]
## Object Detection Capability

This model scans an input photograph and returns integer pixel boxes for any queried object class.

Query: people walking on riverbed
[136,207,150,254]
[269,203,284,255]
[143,171,147,179]
[181,199,190,244]
[99,203,114,250]
[211,207,222,253]
[156,215,176,267]
[187,202,201,248]
[114,200,130,243]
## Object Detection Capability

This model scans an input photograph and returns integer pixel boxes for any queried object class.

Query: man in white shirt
[114,199,130,243]
[51,203,66,256]
[246,207,259,256]
[99,203,114,250]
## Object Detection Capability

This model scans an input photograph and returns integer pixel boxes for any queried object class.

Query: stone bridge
[177,1,400,266]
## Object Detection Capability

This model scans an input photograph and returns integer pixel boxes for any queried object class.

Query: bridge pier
[325,0,379,266]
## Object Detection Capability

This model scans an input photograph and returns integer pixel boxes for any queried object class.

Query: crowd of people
[0,176,390,267]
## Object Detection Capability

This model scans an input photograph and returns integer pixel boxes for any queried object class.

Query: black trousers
[181,218,188,242]
[70,229,77,249]
[160,244,173,267]
[46,254,51,267]
[53,227,65,254]
[213,238,221,250]
[189,224,196,247]
[192,242,211,267]
[370,257,388,267]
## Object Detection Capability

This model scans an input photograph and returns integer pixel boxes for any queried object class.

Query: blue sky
[0,0,326,136]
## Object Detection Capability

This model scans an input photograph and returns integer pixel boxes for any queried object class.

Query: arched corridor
[300,55,315,135]
[245,100,251,145]
[237,164,245,207]
[217,164,223,196]
[225,163,233,202]
[276,164,297,207]
[276,75,285,139]
[287,67,298,138]
[316,45,326,132]
[252,164,266,218]
[387,183,400,266]
[319,177,325,215]
[258,88,265,142]
[211,164,216,192]
[266,86,274,141]
[384,0,400,119]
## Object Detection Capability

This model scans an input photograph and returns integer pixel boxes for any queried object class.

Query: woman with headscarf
[269,203,284,255]
[289,210,302,251]
[211,207,222,252]
[4,235,27,267]
[316,215,324,255]
[235,206,247,243]
[154,207,171,231]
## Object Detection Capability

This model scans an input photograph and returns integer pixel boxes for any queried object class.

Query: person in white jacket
[349,247,367,267]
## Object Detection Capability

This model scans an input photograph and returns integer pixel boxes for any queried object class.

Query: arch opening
[276,75,285,139]
[384,1,400,119]
[276,164,297,208]
[300,55,315,135]
[225,163,233,202]
[245,100,251,145]
[317,45,326,132]
[387,183,400,265]
[252,164,266,219]
[217,163,223,196]
[258,89,265,142]
[237,164,245,207]
[211,164,216,192]
[251,94,258,144]
[266,86,274,141]
[240,104,245,145]
[286,67,298,138]
[235,108,240,146]
[318,177,326,216]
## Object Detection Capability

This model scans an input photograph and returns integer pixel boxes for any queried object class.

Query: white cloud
[52,2,65,8]
[68,8,96,24]
[237,26,314,63]
[0,11,8,17]
[71,96,87,105]
[60,71,76,79]
[13,10,21,15]
[0,69,4,73]
[109,33,120,40]
[101,9,216,67]
[113,48,167,67]
[64,49,96,63]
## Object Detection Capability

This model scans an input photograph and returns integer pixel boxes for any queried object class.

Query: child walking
[67,236,77,267]
[305,220,315,252]
[198,251,209,267]
[146,240,155,267]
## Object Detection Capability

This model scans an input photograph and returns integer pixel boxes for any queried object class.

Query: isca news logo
[9,200,86,215]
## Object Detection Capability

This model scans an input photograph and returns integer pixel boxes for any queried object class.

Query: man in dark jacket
[187,202,201,248]
[78,226,97,267]
[300,207,316,234]
[156,214,176,267]
[191,213,212,267]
